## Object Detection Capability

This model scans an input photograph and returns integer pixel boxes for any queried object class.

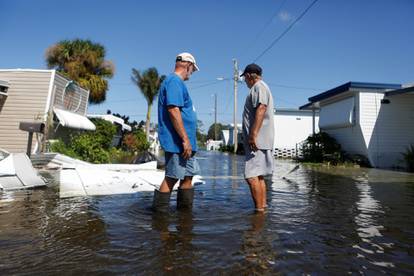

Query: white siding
[321,94,368,158]
[324,125,368,156]
[359,92,381,151]
[274,111,319,149]
[0,70,52,153]
[361,92,414,168]
[321,91,414,168]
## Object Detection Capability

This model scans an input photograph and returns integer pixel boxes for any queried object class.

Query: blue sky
[1,0,413,132]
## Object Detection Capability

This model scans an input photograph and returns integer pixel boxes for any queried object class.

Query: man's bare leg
[246,176,265,211]
[159,176,179,193]
[179,176,193,189]
[259,176,267,209]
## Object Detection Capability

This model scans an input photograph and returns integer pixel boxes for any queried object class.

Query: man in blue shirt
[153,52,200,212]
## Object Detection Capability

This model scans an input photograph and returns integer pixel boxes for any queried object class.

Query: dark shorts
[165,152,201,180]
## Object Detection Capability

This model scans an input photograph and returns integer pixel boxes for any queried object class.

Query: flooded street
[1,150,414,274]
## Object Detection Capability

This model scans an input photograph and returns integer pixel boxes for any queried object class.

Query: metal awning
[54,108,96,131]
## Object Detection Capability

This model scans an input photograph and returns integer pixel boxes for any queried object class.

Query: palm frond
[45,39,114,104]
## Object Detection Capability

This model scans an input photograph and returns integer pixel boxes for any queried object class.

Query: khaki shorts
[244,149,274,179]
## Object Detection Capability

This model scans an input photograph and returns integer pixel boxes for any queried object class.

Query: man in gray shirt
[241,63,274,212]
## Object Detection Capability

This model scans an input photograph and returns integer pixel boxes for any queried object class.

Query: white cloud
[278,11,292,22]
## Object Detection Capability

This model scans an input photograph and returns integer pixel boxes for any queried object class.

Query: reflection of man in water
[239,213,277,273]
[151,211,195,273]
[241,63,275,212]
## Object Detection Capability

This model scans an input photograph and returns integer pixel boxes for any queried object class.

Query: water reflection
[151,210,196,274]
[236,212,278,274]
[0,189,109,274]
[231,154,240,190]
[1,151,414,274]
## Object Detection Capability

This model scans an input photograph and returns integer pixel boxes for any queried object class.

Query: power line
[273,96,302,106]
[110,79,222,87]
[240,0,288,58]
[253,0,319,62]
[188,80,223,90]
[266,82,324,91]
[190,77,322,91]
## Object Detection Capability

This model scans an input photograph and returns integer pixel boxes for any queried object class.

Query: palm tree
[45,39,115,104]
[131,67,166,139]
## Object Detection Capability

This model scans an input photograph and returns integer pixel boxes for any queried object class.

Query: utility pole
[233,59,238,154]
[214,93,218,140]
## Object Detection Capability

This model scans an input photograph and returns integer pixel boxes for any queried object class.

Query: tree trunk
[145,103,152,141]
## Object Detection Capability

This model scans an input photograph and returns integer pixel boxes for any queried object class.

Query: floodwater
[1,151,414,274]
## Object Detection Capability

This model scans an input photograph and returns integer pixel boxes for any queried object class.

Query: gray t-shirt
[242,80,275,150]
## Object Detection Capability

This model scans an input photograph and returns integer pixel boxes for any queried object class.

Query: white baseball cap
[176,52,199,71]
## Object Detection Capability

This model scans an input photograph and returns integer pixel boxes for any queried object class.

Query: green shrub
[49,119,152,164]
[300,132,343,163]
[50,140,79,159]
[70,134,110,163]
[50,119,118,164]
[108,147,135,163]
[89,118,117,149]
[402,144,414,172]
[122,129,150,153]
[218,143,244,155]
[344,153,371,167]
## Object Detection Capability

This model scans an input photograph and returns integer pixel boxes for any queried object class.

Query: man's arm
[167,106,192,159]
[249,104,267,151]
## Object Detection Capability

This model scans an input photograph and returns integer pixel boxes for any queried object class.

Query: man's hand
[249,104,267,152]
[248,132,258,151]
[182,137,192,159]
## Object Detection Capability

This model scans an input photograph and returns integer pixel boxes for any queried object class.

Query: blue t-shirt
[158,74,198,153]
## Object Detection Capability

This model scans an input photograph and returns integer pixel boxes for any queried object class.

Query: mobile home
[0,69,95,154]
[300,81,414,169]
[273,108,319,158]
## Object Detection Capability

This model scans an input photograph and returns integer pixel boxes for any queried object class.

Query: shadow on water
[0,150,414,274]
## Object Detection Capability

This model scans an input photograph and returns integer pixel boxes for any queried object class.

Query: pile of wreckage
[0,149,203,198]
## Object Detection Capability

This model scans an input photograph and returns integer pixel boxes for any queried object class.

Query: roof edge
[0,68,55,73]
[385,86,414,97]
[308,81,401,103]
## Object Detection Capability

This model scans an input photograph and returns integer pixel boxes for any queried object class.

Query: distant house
[221,123,242,146]
[273,108,319,158]
[300,81,414,169]
[206,139,223,151]
[0,69,95,154]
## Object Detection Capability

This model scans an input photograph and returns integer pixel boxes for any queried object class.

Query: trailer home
[300,82,414,169]
[0,69,95,153]
[273,108,319,158]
